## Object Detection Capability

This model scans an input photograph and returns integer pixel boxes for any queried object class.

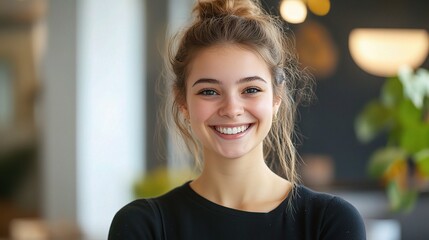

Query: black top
[109,182,366,240]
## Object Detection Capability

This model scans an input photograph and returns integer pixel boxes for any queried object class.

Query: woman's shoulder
[292,185,366,239]
[293,184,363,220]
[108,198,161,240]
[108,183,187,240]
[293,185,360,214]
[294,184,335,201]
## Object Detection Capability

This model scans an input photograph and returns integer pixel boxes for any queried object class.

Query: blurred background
[0,0,428,239]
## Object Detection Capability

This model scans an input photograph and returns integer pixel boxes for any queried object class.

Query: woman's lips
[213,124,251,135]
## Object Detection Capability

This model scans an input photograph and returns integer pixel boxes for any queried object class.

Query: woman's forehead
[186,44,272,83]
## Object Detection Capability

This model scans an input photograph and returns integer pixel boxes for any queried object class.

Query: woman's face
[183,44,280,160]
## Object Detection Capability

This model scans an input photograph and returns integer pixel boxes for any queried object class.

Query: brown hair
[161,0,313,188]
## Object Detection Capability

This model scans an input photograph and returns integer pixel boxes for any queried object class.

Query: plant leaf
[414,149,429,177]
[381,76,404,107]
[400,125,429,154]
[397,99,423,127]
[368,147,406,178]
[387,180,418,212]
[355,101,391,143]
[387,181,402,211]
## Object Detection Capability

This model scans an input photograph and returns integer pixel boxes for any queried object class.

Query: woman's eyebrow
[192,76,267,87]
[192,78,220,87]
[238,76,267,84]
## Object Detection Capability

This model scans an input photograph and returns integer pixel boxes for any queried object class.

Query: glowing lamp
[349,28,429,77]
[307,0,330,16]
[280,0,307,24]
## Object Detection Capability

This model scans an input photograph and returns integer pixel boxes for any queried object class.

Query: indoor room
[0,0,428,239]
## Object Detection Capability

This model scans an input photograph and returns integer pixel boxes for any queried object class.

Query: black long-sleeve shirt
[109,182,366,240]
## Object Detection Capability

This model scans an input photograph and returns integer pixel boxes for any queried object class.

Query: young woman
[109,0,366,239]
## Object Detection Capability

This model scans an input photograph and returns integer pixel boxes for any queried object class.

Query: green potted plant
[355,66,429,212]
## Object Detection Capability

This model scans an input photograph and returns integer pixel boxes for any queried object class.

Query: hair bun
[193,0,263,20]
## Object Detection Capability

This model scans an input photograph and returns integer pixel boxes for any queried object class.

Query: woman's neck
[190,147,291,212]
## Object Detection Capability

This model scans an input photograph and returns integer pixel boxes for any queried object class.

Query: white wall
[43,0,144,239]
[77,0,144,238]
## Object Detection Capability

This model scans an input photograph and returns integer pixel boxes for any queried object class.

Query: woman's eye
[243,87,261,94]
[198,89,218,96]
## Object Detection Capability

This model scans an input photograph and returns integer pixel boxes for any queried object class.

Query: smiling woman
[108,0,366,239]
[184,45,278,161]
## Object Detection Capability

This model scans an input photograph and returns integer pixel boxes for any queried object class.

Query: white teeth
[215,125,249,135]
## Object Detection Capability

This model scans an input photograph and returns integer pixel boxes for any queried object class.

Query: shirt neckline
[181,181,295,217]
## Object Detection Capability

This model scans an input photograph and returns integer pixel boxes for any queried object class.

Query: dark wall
[263,0,429,181]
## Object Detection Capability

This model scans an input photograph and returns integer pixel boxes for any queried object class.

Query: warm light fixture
[280,0,307,24]
[349,28,429,77]
[280,0,330,24]
[307,0,330,16]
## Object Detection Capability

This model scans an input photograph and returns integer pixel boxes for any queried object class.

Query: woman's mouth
[213,124,251,135]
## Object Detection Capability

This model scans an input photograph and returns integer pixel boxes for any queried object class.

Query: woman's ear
[180,104,190,120]
[273,96,281,115]
[273,81,285,115]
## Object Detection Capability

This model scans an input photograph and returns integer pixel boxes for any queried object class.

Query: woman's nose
[218,95,244,118]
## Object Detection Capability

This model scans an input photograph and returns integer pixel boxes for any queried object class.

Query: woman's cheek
[188,100,214,123]
[250,98,274,118]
